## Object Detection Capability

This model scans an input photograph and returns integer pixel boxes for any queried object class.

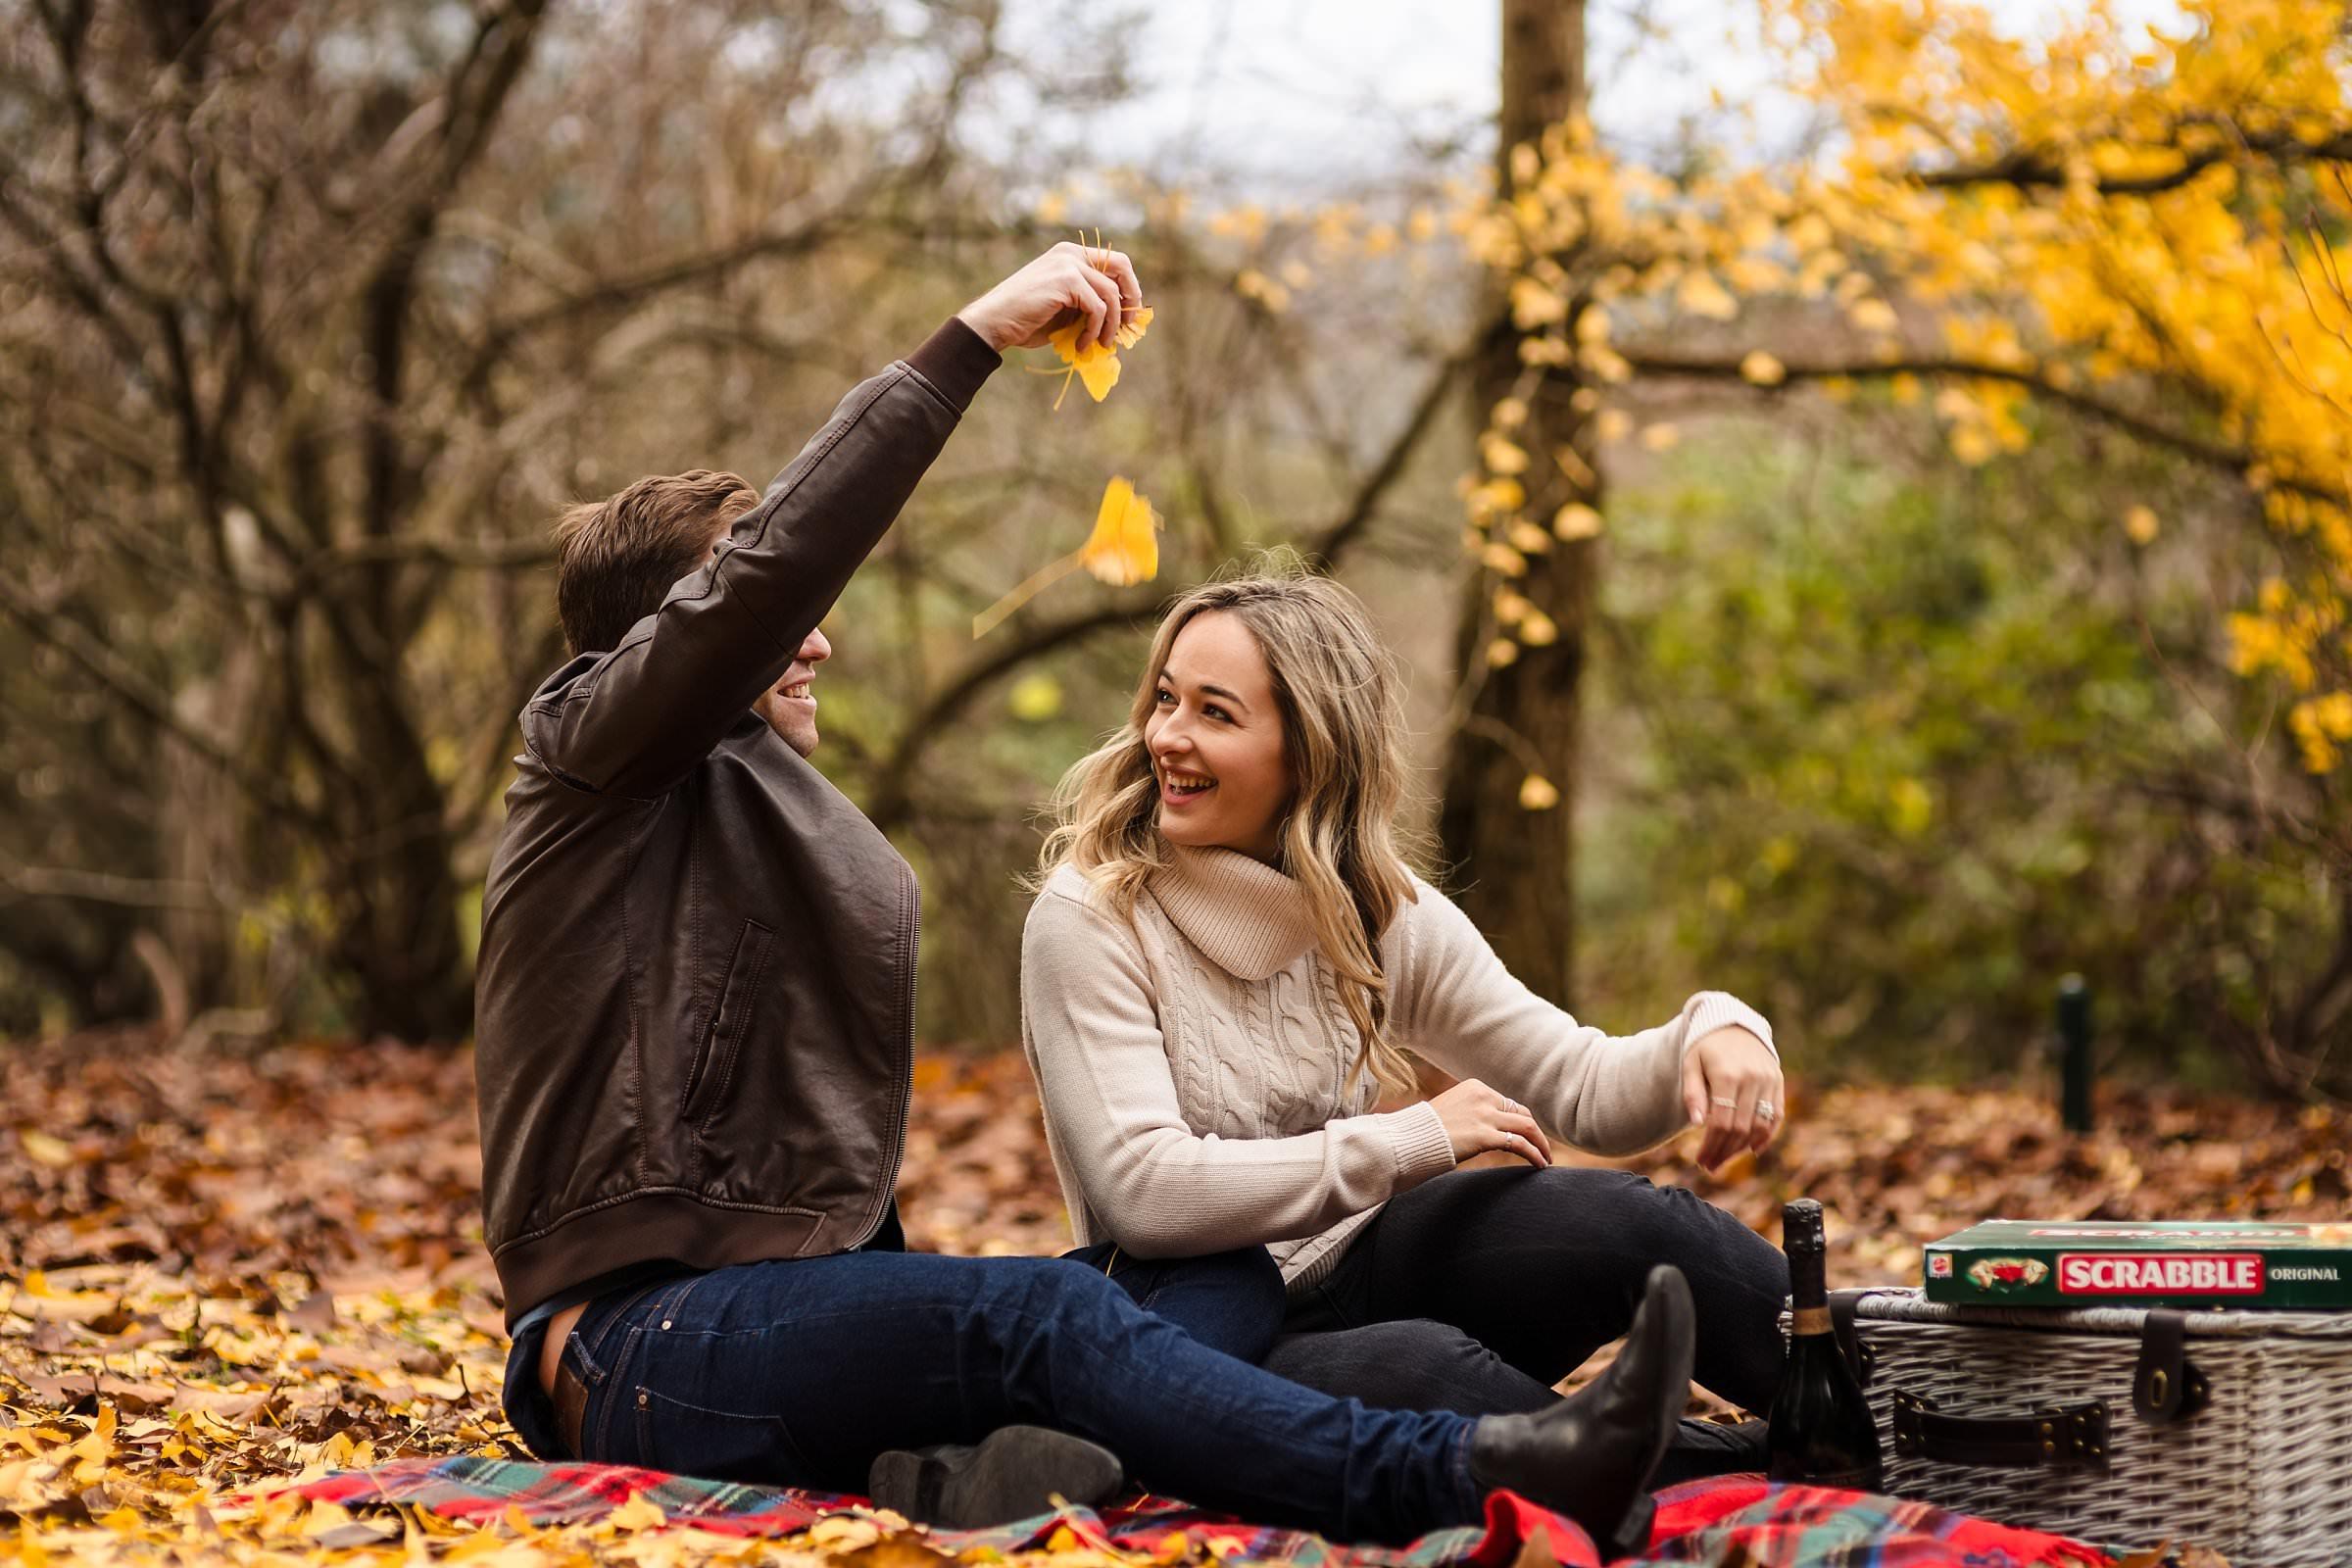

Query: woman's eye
[1154,689,1174,705]
[1204,705,1231,722]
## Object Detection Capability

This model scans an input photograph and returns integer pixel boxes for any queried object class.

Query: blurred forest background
[5,0,2352,1104]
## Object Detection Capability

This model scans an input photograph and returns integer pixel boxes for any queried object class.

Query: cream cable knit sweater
[1020,845,1776,1294]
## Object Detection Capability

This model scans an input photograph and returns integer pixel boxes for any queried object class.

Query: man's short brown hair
[552,469,760,656]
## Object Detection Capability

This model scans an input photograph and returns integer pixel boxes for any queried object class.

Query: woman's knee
[1265,1320,1555,1416]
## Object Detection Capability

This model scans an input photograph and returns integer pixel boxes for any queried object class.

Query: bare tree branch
[0,575,318,825]
[1619,349,2345,507]
[1919,122,2352,196]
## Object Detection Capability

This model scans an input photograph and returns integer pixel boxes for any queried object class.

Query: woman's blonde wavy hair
[1038,554,1427,1099]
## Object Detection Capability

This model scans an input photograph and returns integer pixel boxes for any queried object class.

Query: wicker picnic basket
[1792,1287,2352,1566]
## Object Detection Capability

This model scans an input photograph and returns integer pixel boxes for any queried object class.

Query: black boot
[1466,1264,1695,1557]
[868,1426,1124,1528]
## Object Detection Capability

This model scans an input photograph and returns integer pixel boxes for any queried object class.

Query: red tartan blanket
[272,1459,2112,1568]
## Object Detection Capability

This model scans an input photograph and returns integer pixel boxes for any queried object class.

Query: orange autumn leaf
[972,476,1162,638]
[1046,307,1153,410]
[1078,475,1158,585]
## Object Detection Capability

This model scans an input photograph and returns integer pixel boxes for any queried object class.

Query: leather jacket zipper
[848,856,918,1250]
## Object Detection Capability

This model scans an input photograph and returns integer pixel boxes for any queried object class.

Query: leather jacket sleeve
[521,318,999,798]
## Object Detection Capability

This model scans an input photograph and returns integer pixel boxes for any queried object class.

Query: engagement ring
[1757,1102,1777,1119]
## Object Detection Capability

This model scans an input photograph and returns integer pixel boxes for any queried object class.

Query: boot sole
[869,1426,1124,1528]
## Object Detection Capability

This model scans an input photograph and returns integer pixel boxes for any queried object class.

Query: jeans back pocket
[633,1384,808,1486]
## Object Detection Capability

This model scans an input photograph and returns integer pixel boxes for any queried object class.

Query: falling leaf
[1519,774,1561,810]
[972,477,1162,639]
[1079,476,1159,586]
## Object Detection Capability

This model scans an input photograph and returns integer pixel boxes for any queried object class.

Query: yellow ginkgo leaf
[1519,774,1561,810]
[972,477,1163,639]
[1079,476,1159,586]
[2123,504,2159,544]
[1043,304,1154,411]
[1046,321,1121,409]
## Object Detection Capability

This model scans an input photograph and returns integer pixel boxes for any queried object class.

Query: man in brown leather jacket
[473,244,1697,1553]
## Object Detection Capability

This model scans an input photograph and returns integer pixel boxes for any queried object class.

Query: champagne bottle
[1765,1199,1884,1490]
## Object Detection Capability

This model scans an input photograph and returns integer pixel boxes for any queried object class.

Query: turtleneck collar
[1147,844,1323,981]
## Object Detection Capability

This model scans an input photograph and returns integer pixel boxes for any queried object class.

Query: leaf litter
[6,1032,2329,1564]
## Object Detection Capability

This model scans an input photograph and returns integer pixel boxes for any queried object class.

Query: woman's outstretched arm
[1384,876,1777,1160]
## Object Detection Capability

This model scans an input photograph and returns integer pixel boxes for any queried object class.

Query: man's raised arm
[521,242,1146,798]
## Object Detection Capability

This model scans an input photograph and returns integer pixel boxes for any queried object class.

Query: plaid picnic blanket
[281,1459,2111,1568]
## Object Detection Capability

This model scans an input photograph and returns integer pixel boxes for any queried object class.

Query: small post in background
[2058,973,2093,1134]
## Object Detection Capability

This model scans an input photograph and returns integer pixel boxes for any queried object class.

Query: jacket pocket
[681,918,775,1126]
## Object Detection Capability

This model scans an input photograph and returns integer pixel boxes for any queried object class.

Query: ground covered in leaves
[2,1031,2343,1564]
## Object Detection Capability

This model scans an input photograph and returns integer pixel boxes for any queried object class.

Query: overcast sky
[998,0,2191,188]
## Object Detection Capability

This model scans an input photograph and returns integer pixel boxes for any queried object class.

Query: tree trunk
[1437,0,1594,1006]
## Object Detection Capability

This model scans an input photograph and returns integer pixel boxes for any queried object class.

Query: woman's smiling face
[1145,611,1292,861]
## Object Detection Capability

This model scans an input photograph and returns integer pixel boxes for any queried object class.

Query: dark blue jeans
[1086,1168,1788,1432]
[503,1250,1480,1543]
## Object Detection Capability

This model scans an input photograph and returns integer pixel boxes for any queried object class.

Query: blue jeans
[1081,1168,1788,1485]
[503,1250,1480,1542]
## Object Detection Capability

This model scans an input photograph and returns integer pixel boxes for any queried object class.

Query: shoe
[1467,1264,1695,1557]
[868,1425,1124,1527]
[1650,1416,1769,1486]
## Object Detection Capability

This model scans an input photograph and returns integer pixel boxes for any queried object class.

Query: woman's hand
[1430,1078,1551,1168]
[1680,1026,1785,1171]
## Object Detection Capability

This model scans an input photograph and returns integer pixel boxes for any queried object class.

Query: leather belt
[552,1360,590,1459]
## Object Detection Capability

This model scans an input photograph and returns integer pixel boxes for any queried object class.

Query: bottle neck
[1788,1244,1831,1336]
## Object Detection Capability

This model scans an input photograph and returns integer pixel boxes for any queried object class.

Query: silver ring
[1756,1102,1777,1120]
[1711,1096,1737,1108]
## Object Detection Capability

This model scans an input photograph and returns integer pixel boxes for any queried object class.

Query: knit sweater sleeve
[1021,879,1457,1259]
[1384,876,1776,1157]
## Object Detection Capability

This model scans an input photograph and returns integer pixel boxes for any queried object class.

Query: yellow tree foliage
[1437,0,2352,769]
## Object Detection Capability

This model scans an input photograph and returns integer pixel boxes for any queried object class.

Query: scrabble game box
[1922,1219,2352,1309]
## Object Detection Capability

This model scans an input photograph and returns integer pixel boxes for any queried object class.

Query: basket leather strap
[2132,1308,2210,1426]
[1891,1391,2111,1472]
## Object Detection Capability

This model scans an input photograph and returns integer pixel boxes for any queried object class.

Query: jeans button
[661,1320,672,1330]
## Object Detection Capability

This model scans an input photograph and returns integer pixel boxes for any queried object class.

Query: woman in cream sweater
[1021,564,1791,1474]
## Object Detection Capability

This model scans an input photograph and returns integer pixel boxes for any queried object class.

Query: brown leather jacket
[473,319,1000,1327]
